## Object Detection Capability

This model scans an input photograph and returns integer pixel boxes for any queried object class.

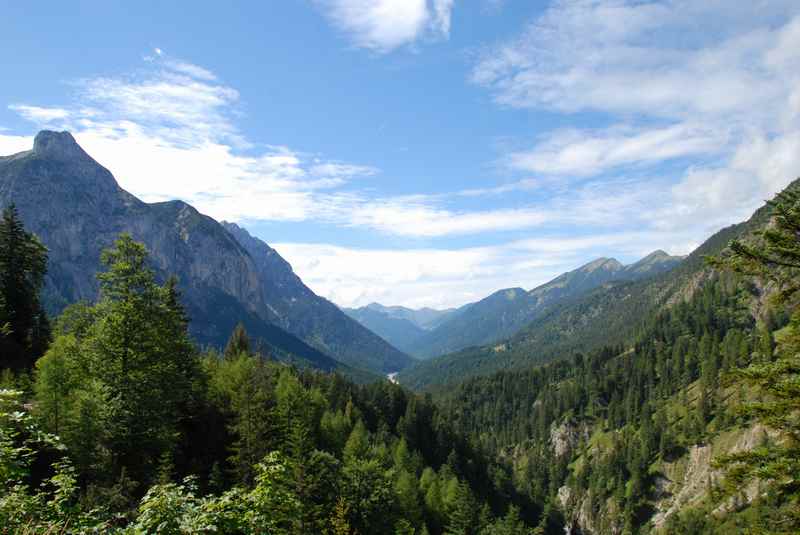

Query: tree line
[435,185,800,533]
[0,203,539,534]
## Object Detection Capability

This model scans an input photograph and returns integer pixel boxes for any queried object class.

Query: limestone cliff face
[223,222,414,373]
[0,131,264,331]
[0,131,410,374]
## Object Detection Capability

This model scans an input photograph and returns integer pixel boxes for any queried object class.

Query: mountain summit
[0,131,412,375]
[400,251,684,359]
[32,130,90,161]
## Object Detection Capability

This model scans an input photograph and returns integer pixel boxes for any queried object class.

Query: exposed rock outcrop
[0,131,412,374]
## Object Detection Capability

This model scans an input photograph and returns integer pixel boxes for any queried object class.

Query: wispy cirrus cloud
[275,227,699,308]
[508,123,727,177]
[5,50,576,239]
[473,0,800,238]
[6,52,380,223]
[315,0,455,53]
[472,0,799,119]
[10,105,72,123]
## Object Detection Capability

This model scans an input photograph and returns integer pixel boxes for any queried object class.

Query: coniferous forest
[6,2,800,533]
[2,170,800,534]
[0,203,533,533]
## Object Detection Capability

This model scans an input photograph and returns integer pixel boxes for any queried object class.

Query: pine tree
[223,355,273,484]
[710,183,800,531]
[343,420,370,464]
[93,234,195,477]
[224,322,251,359]
[329,497,353,535]
[445,480,476,535]
[0,203,50,368]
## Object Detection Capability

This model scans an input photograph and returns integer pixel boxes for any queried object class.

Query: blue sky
[2,1,800,308]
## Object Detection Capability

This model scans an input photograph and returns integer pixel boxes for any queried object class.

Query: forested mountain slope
[354,302,460,330]
[0,131,411,374]
[342,304,428,354]
[405,252,682,360]
[429,181,800,533]
[342,302,465,353]
[222,222,414,373]
[399,207,766,390]
[0,226,538,533]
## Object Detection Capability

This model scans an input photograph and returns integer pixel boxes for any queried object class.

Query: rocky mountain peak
[33,131,91,162]
[2,135,412,375]
[581,257,623,272]
[641,249,669,260]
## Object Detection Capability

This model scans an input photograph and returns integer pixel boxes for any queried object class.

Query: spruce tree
[445,480,477,535]
[0,203,50,368]
[710,183,800,531]
[224,322,251,359]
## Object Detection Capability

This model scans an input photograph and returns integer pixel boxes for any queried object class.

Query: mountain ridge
[398,195,777,390]
[0,131,410,375]
[222,221,412,373]
[401,250,683,359]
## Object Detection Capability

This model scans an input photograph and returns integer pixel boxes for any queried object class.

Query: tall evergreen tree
[224,322,251,359]
[710,183,800,531]
[0,203,50,368]
[34,234,198,485]
[445,480,477,535]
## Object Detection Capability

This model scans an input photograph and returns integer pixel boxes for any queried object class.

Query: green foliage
[0,389,104,533]
[709,182,800,532]
[0,203,50,370]
[0,227,530,533]
[33,234,200,486]
[223,322,251,359]
[444,479,477,535]
[432,257,767,531]
[480,505,530,535]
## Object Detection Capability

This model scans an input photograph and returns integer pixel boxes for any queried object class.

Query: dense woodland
[398,212,762,393]
[1,183,800,534]
[0,204,536,533]
[437,186,800,533]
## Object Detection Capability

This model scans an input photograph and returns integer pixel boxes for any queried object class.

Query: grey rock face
[0,131,409,374]
[0,132,263,326]
[223,222,413,373]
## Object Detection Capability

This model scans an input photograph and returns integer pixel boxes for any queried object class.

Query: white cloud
[7,51,650,241]
[509,123,726,177]
[10,105,71,123]
[344,198,549,237]
[316,0,455,52]
[473,0,800,241]
[472,0,799,120]
[5,52,383,226]
[275,227,696,308]
[0,133,34,156]
[431,0,455,35]
[272,241,556,308]
[163,59,217,81]
[309,162,379,181]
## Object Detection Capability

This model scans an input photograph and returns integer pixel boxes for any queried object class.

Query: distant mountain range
[0,131,412,376]
[347,251,683,360]
[357,303,459,330]
[342,303,461,354]
[398,200,774,390]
